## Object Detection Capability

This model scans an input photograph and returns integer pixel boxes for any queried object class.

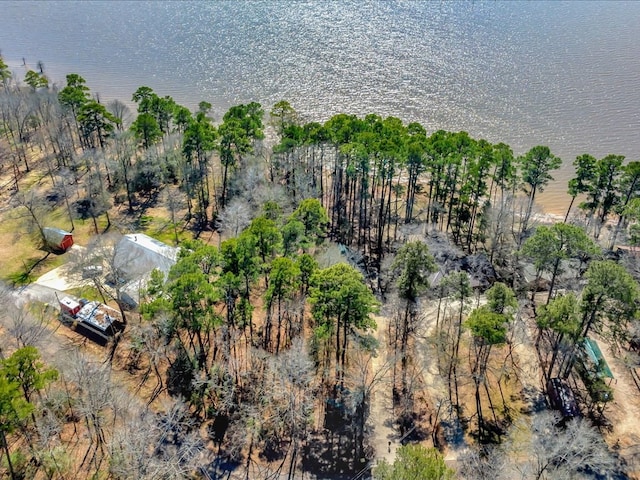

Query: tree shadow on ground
[199,456,241,480]
[7,251,52,285]
[302,431,367,480]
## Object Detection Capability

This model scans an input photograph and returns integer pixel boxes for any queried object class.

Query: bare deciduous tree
[457,445,506,480]
[503,411,619,480]
[216,197,252,238]
[267,339,315,479]
[57,350,118,474]
[107,99,132,131]
[13,189,50,248]
[109,398,207,480]
[3,302,51,349]
[164,186,187,245]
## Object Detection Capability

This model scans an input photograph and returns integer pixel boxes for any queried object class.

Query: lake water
[1,1,639,215]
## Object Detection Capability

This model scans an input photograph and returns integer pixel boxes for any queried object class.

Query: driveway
[33,245,90,291]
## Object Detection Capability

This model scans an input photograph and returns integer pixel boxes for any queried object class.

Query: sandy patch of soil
[596,341,640,479]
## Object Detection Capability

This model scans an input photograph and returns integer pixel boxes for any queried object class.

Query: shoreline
[0,57,577,220]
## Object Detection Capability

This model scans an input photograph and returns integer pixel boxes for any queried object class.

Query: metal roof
[113,234,178,280]
[76,301,121,332]
[43,227,72,244]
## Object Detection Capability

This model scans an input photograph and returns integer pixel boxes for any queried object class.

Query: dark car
[547,377,581,419]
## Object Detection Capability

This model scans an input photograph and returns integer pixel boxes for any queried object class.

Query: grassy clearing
[137,208,192,246]
[0,219,41,284]
[145,220,190,246]
[65,284,103,302]
[3,251,68,286]
[0,200,79,283]
[0,150,193,289]
[18,168,47,191]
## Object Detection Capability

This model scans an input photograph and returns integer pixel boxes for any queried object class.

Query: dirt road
[369,313,400,466]
[597,339,640,479]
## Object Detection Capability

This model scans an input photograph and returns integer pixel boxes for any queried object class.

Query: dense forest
[1,55,640,480]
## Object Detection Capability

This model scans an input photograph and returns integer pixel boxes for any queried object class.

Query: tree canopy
[374,444,454,480]
[392,240,437,302]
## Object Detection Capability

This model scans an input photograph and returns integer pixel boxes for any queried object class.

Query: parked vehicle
[547,377,581,419]
[59,296,124,344]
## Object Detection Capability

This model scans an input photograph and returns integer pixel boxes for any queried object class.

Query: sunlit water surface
[1,1,639,214]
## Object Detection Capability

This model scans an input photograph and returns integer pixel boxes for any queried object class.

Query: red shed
[59,297,81,317]
[43,228,74,252]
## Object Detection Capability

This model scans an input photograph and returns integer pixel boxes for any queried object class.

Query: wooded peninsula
[1,56,640,480]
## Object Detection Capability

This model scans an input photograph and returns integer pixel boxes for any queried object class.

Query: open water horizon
[1,1,639,215]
